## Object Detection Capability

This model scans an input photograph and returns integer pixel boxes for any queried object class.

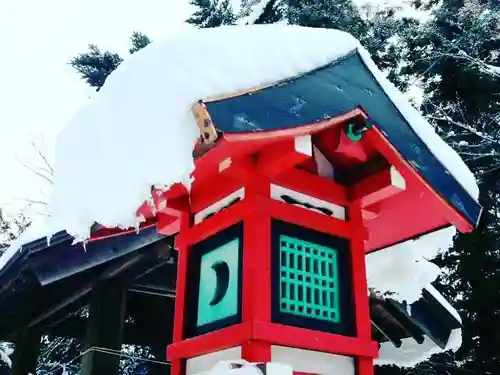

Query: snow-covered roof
[46,24,478,241]
[375,284,462,367]
[377,327,462,368]
[366,227,463,366]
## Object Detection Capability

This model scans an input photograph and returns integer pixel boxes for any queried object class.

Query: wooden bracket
[192,100,218,145]
[349,166,406,219]
[257,136,312,177]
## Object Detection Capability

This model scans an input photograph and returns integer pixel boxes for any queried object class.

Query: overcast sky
[0,0,195,216]
[0,0,417,219]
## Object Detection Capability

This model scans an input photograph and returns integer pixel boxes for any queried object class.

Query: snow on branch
[12,136,54,218]
[0,349,11,368]
[424,101,500,168]
[418,50,500,78]
[15,139,54,186]
[237,0,274,25]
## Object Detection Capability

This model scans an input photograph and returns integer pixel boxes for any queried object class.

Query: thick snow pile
[376,282,463,367]
[377,327,462,367]
[366,226,456,304]
[49,25,364,239]
[0,217,58,270]
[366,227,461,366]
[48,23,478,241]
[375,282,463,367]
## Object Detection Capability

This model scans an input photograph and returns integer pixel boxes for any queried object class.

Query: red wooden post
[170,212,191,375]
[349,200,374,375]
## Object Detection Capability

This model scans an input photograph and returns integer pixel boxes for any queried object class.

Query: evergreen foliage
[402,2,500,374]
[70,32,153,91]
[239,0,284,24]
[0,210,29,249]
[186,0,236,27]
[129,32,152,54]
[253,0,283,24]
[70,45,123,91]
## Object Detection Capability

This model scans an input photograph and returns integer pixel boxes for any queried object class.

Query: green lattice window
[279,235,341,323]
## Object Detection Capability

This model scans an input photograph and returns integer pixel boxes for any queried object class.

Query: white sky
[0,0,420,219]
[0,0,194,217]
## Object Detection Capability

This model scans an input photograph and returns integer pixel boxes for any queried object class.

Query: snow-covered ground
[0,24,478,368]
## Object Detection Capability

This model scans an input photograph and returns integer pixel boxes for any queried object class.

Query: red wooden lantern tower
[134,59,481,375]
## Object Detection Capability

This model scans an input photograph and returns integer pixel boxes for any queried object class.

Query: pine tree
[284,0,416,83]
[285,0,366,34]
[186,0,236,28]
[436,178,500,374]
[36,334,82,375]
[70,32,153,91]
[0,210,30,249]
[398,0,500,373]
[238,0,284,25]
[70,45,124,91]
[129,32,152,54]
[0,212,22,373]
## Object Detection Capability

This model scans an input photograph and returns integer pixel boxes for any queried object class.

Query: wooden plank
[11,328,41,375]
[81,281,127,375]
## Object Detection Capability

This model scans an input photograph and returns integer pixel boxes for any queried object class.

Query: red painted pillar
[171,212,191,375]
[242,177,272,362]
[349,201,374,375]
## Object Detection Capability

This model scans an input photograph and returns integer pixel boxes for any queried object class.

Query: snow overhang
[372,284,462,367]
[0,226,166,292]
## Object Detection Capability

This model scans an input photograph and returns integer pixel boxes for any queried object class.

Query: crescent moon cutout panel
[209,260,231,306]
[184,223,243,338]
[197,239,240,327]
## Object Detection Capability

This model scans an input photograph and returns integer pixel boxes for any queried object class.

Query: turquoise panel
[196,238,240,327]
[279,235,341,323]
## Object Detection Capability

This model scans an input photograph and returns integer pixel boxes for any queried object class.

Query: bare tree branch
[416,50,500,78]
[14,153,53,186]
[29,140,54,175]
[14,198,48,207]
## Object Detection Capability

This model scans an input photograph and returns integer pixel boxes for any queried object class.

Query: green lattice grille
[279,235,341,323]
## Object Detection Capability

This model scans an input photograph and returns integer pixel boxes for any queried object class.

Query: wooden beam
[81,281,127,375]
[11,327,41,375]
[46,317,173,347]
[257,136,312,177]
[365,127,474,232]
[15,251,155,341]
[273,167,348,206]
[348,166,406,208]
[45,282,175,347]
[148,344,171,375]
